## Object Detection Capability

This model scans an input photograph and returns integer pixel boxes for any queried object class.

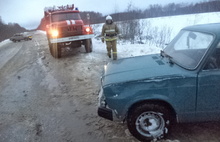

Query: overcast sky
[0,0,205,29]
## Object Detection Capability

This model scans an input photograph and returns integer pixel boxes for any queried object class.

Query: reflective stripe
[105,38,117,41]
[105,29,115,33]
[71,20,75,24]
[66,20,71,25]
[112,52,117,54]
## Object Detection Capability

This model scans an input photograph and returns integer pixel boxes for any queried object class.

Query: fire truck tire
[90,40,93,52]
[85,39,92,53]
[50,43,61,58]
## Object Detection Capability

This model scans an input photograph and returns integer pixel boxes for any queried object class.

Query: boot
[113,54,117,60]
[108,53,111,58]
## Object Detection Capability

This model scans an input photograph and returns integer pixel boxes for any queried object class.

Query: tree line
[0,17,27,42]
[91,0,220,24]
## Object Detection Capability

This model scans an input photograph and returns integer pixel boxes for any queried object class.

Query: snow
[0,39,11,47]
[144,12,220,39]
[35,30,46,35]
[92,39,161,59]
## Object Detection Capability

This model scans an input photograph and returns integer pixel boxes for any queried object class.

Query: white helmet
[106,15,112,20]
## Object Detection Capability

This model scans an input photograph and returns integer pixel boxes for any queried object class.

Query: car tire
[85,39,92,53]
[49,43,61,58]
[127,103,172,142]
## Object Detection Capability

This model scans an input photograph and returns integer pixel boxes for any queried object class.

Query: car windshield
[52,12,81,22]
[163,30,214,70]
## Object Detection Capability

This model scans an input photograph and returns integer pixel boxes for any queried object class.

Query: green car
[98,23,220,141]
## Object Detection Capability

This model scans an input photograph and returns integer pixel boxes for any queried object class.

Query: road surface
[0,31,220,142]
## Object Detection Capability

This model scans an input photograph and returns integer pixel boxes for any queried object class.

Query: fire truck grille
[59,26,83,37]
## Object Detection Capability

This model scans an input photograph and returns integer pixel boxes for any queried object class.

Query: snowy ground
[0,39,10,47]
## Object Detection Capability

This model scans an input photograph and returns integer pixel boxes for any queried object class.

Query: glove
[101,38,104,43]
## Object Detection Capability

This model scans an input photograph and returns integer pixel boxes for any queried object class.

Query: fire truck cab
[44,4,94,58]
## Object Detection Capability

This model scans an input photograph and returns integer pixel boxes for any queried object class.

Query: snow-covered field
[92,12,220,59]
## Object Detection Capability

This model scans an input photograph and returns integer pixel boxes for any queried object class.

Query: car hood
[102,54,190,86]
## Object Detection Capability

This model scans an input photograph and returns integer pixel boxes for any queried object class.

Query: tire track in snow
[0,42,23,69]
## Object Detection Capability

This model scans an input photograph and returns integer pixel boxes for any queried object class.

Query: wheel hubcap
[135,111,165,138]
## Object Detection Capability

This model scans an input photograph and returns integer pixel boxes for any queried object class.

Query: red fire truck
[44,4,94,58]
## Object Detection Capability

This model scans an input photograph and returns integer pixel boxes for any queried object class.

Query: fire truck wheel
[90,40,93,52]
[85,39,92,53]
[50,43,61,58]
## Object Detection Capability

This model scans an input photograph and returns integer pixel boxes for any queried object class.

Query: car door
[19,34,23,40]
[197,45,220,121]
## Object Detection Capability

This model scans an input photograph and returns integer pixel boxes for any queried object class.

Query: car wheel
[85,39,92,53]
[49,43,61,58]
[127,103,172,142]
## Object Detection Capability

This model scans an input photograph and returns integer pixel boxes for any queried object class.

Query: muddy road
[0,31,220,142]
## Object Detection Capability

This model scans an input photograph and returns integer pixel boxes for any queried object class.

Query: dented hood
[102,54,190,86]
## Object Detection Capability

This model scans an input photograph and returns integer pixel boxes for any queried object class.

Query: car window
[203,42,220,70]
[164,30,214,70]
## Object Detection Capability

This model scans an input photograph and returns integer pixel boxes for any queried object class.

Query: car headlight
[98,87,106,107]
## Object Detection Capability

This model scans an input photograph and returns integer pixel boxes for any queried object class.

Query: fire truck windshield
[52,12,81,22]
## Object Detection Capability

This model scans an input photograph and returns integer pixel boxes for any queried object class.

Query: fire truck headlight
[85,27,91,33]
[51,30,59,37]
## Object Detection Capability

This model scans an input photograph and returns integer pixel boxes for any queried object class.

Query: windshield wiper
[167,56,174,65]
[160,50,165,57]
[160,50,174,65]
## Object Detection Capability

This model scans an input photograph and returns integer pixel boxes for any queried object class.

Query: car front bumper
[98,87,122,122]
[98,107,113,121]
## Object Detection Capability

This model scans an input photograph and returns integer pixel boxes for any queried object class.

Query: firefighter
[101,15,119,60]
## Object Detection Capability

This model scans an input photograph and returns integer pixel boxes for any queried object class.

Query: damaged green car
[98,23,220,141]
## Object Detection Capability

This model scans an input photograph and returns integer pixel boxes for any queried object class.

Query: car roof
[183,23,220,36]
